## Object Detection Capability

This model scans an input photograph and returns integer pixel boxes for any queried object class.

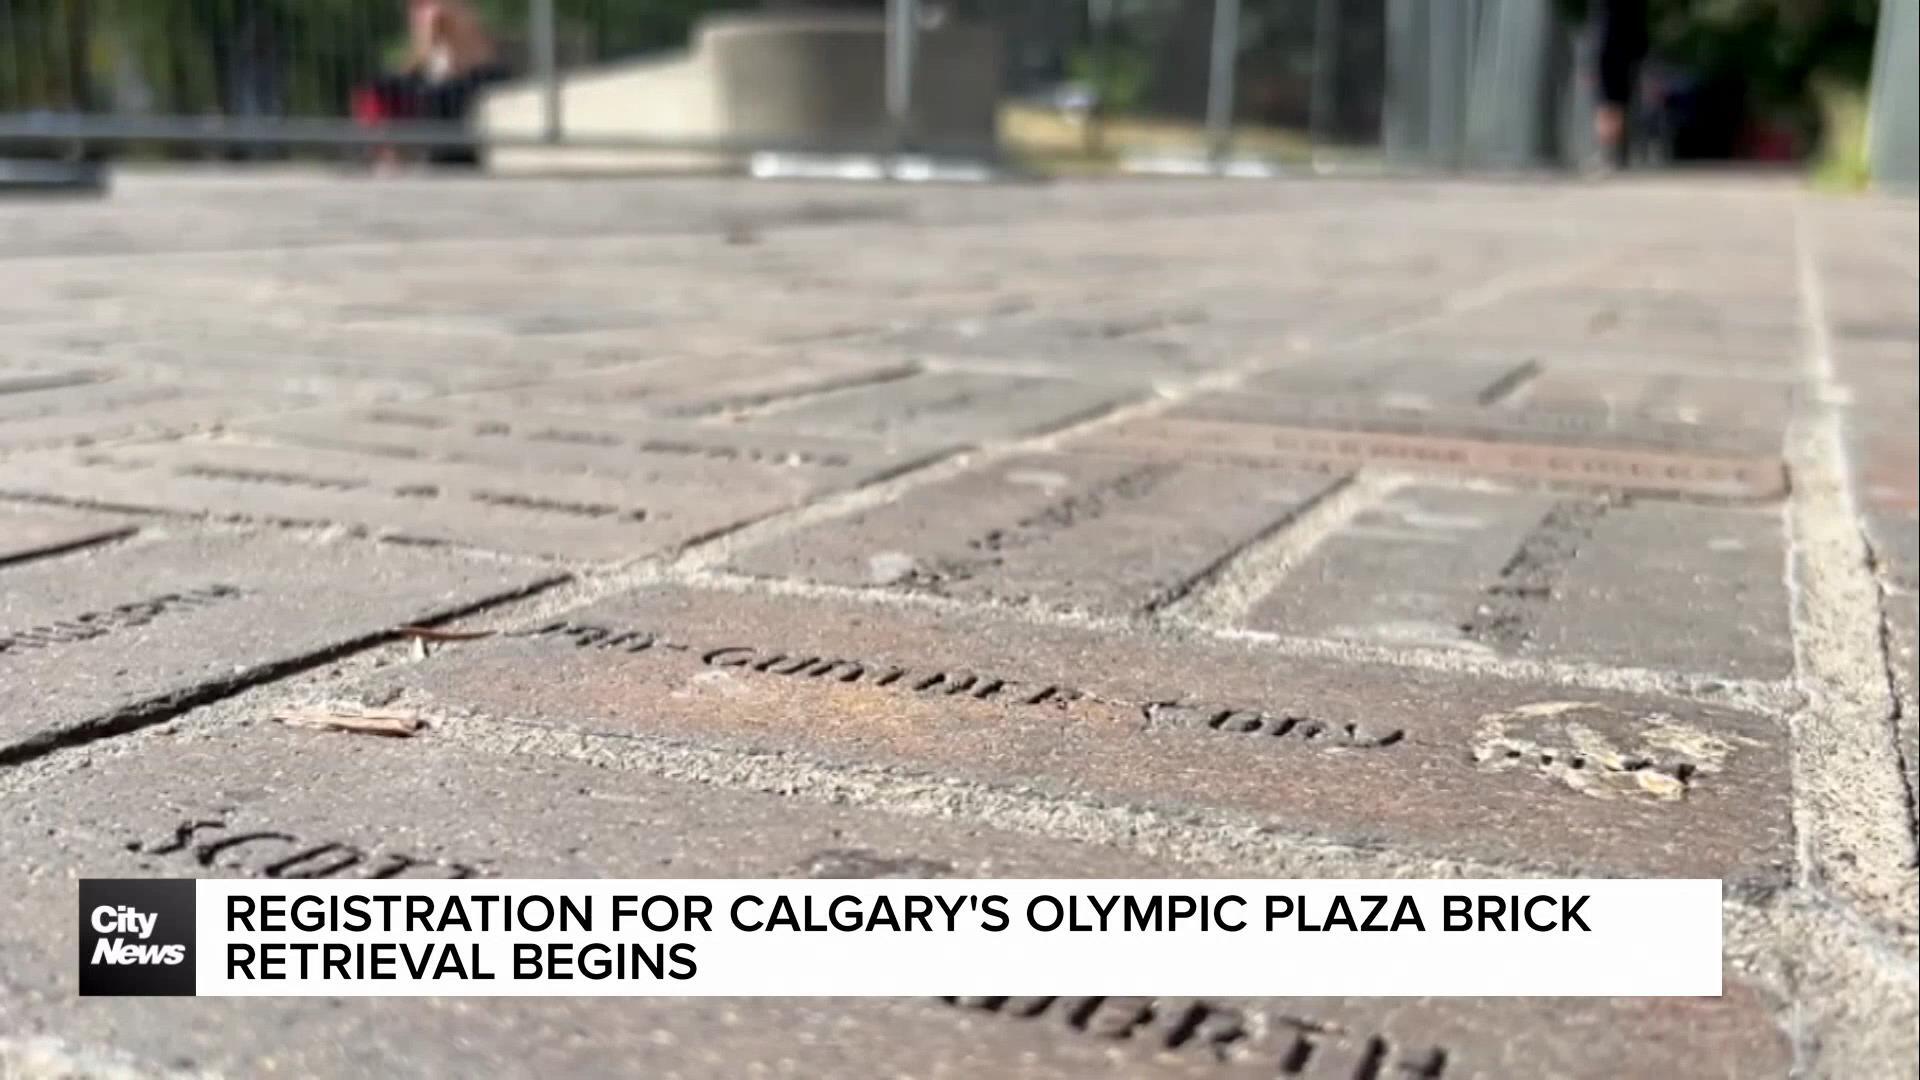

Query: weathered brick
[357,584,1793,885]
[0,533,554,754]
[1243,487,1793,677]
[726,451,1338,614]
[0,723,1788,1079]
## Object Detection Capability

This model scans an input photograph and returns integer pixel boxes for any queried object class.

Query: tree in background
[0,0,757,119]
[1560,0,1881,157]
[3,0,1885,165]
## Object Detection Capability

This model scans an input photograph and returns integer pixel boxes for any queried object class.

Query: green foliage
[0,0,750,115]
[1809,75,1872,188]
[1559,0,1880,103]
[1068,43,1151,113]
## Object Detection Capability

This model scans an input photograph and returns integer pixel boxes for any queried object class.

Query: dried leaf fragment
[395,626,495,641]
[276,706,427,738]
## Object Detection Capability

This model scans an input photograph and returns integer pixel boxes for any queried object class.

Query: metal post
[1205,0,1241,166]
[885,0,921,152]
[1426,0,1471,170]
[64,0,95,161]
[1308,0,1339,153]
[1383,0,1432,165]
[1086,0,1114,156]
[531,0,561,143]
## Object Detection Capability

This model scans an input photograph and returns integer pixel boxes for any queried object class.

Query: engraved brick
[1243,487,1794,677]
[1408,299,1801,362]
[89,340,548,400]
[0,724,1785,1078]
[449,351,920,420]
[1242,355,1537,410]
[873,310,1214,379]
[0,533,554,753]
[1169,388,1781,458]
[360,585,1792,884]
[726,451,1339,614]
[1499,369,1795,444]
[16,317,625,374]
[0,438,834,561]
[1077,412,1785,500]
[752,371,1136,443]
[241,404,946,504]
[0,375,296,452]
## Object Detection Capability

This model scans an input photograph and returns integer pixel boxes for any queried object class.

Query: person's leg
[356,73,425,172]
[422,69,506,168]
[1596,54,1637,169]
[1592,0,1646,171]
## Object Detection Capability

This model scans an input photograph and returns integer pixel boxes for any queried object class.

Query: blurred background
[0,0,1913,189]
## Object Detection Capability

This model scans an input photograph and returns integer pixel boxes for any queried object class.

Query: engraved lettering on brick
[470,490,647,521]
[196,831,299,869]
[1145,701,1405,749]
[510,624,1404,753]
[523,621,659,652]
[435,414,852,468]
[0,584,246,657]
[794,848,956,878]
[972,464,1175,556]
[140,819,224,856]
[69,454,665,525]
[1023,685,1082,708]
[1461,497,1613,647]
[914,670,983,696]
[904,464,1180,590]
[800,659,867,682]
[1114,419,1785,499]
[636,437,851,469]
[364,410,449,430]
[937,997,1448,1077]
[530,427,622,447]
[1474,359,1542,406]
[264,842,366,879]
[133,819,482,879]
[176,464,363,491]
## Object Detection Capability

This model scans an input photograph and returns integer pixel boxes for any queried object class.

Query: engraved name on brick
[937,996,1448,1078]
[0,584,245,656]
[512,621,1405,751]
[133,819,482,879]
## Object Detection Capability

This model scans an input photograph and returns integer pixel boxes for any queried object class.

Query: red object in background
[353,82,423,127]
[351,88,391,126]
[1740,121,1799,161]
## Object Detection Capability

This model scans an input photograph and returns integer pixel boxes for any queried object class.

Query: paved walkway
[0,173,1915,1078]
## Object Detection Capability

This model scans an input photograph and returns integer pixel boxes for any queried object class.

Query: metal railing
[0,0,1387,170]
[9,0,1893,179]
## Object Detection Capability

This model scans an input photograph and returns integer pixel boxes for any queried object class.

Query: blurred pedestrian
[219,9,286,161]
[1592,0,1649,169]
[353,0,508,170]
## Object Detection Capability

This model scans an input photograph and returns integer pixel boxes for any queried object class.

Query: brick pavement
[0,173,1914,1078]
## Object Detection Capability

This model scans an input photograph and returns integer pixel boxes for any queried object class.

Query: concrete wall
[1869,0,1918,191]
[481,12,1001,174]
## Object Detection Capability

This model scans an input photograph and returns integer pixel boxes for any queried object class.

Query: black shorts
[365,65,509,124]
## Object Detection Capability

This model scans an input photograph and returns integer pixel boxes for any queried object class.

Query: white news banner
[151,879,1726,997]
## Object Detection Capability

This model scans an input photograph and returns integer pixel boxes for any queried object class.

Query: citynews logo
[77,879,197,996]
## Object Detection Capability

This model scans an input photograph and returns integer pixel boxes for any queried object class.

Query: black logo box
[78,879,197,997]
